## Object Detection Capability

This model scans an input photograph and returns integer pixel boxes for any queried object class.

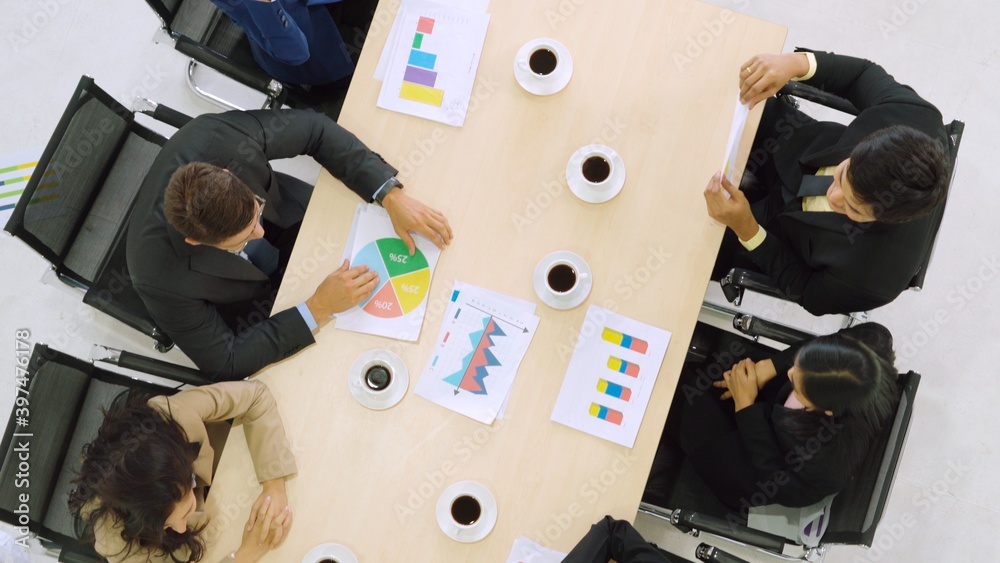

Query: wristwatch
[374,177,403,206]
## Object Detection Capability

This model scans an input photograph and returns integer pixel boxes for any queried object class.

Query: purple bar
[403,65,438,88]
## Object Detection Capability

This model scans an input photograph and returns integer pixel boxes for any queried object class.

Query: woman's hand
[718,359,760,411]
[234,508,293,562]
[246,478,293,548]
[739,53,811,108]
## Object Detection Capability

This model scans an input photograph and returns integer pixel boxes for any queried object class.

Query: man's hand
[306,260,378,318]
[703,172,759,241]
[381,187,453,255]
[721,359,760,411]
[739,53,811,108]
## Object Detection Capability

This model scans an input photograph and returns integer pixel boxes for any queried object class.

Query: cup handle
[578,272,590,281]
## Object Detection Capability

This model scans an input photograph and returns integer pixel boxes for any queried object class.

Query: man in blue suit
[211,0,356,86]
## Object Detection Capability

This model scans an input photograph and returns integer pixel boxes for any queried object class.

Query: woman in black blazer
[672,323,898,509]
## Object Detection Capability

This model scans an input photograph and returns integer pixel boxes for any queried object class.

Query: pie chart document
[335,203,442,341]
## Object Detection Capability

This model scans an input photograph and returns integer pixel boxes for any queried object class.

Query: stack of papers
[375,0,491,127]
[415,282,539,424]
[336,203,441,341]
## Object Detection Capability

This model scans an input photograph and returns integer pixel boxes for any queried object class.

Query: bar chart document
[377,0,491,126]
[551,306,671,447]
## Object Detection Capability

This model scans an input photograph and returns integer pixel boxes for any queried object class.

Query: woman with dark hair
[671,323,898,509]
[68,381,297,562]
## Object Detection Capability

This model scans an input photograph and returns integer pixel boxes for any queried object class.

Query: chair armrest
[695,543,751,563]
[92,345,212,387]
[671,510,786,554]
[732,314,815,345]
[720,268,789,306]
[174,36,286,103]
[133,97,194,130]
[778,82,860,116]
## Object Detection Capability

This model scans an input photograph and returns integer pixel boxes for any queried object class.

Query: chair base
[185,59,282,111]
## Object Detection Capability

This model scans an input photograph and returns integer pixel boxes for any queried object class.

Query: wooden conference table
[203,1,785,560]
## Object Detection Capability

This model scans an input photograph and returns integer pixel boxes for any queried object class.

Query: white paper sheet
[415,282,539,424]
[505,536,566,563]
[721,94,751,185]
[376,1,491,127]
[335,203,441,341]
[550,306,671,448]
[375,0,490,80]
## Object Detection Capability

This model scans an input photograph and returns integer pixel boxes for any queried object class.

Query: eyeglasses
[230,195,266,254]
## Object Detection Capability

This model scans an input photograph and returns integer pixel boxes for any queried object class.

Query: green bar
[412,33,423,49]
[0,187,25,199]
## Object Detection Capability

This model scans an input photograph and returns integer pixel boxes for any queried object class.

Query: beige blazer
[90,380,297,562]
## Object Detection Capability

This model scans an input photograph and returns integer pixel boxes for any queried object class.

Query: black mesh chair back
[0,344,179,561]
[824,371,920,546]
[4,76,176,350]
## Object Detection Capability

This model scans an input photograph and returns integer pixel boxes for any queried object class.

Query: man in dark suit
[704,49,950,315]
[127,109,451,380]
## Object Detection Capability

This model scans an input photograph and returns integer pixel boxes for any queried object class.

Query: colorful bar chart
[0,160,39,213]
[589,403,624,426]
[602,327,649,354]
[607,356,640,377]
[399,16,445,107]
[597,379,632,401]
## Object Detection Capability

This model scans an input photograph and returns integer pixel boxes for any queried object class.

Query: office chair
[3,76,194,352]
[0,343,209,562]
[141,0,351,118]
[643,321,920,562]
[717,82,966,328]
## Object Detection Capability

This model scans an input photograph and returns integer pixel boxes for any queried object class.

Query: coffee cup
[546,261,589,296]
[528,47,559,76]
[581,154,612,186]
[450,494,482,527]
[364,364,392,392]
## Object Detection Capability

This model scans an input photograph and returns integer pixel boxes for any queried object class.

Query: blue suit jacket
[212,0,354,86]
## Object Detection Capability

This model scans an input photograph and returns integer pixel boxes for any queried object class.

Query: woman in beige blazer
[68,380,297,562]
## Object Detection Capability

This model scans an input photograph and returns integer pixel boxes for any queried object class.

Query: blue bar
[408,50,437,70]
[454,308,461,319]
[621,334,633,348]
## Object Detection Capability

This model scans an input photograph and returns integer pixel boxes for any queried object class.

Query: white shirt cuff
[296,302,318,332]
[739,227,768,251]
[791,52,817,82]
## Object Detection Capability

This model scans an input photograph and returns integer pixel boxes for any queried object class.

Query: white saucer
[514,38,573,96]
[533,251,593,310]
[301,543,358,563]
[566,145,626,203]
[348,349,408,410]
[436,481,498,543]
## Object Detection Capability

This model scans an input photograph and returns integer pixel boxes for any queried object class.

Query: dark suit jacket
[127,109,395,380]
[689,324,894,508]
[748,50,948,315]
[211,0,354,86]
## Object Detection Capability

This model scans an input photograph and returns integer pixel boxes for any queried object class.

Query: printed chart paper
[416,282,539,424]
[335,203,441,341]
[551,306,671,447]
[505,536,566,563]
[0,147,44,227]
[376,0,491,126]
[721,95,750,185]
[374,0,490,80]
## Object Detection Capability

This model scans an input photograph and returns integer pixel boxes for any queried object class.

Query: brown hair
[164,162,256,244]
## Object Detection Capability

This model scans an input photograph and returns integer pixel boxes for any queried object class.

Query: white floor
[0,0,997,561]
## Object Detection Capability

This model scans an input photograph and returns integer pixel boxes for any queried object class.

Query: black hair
[68,391,206,562]
[848,125,949,223]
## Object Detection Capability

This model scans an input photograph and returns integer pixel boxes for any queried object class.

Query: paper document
[0,147,44,226]
[376,0,490,80]
[335,203,441,341]
[415,281,539,424]
[505,536,566,563]
[721,95,751,185]
[376,0,491,126]
[551,306,671,448]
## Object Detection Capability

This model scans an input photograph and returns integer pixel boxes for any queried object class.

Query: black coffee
[582,156,611,183]
[450,495,481,525]
[547,264,577,293]
[318,559,339,563]
[529,48,558,76]
[365,365,391,390]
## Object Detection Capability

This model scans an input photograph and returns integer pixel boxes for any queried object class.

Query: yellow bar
[602,327,622,345]
[596,379,608,393]
[588,403,601,417]
[606,357,621,371]
[399,82,444,107]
